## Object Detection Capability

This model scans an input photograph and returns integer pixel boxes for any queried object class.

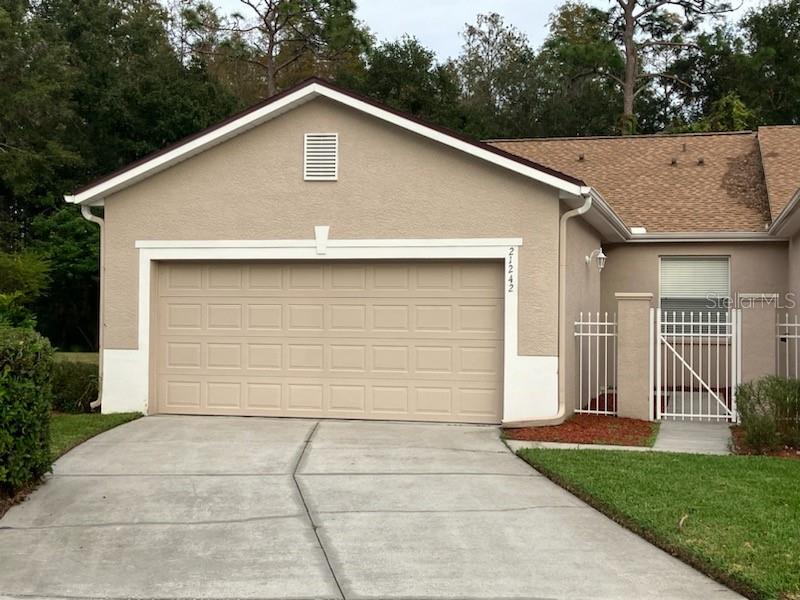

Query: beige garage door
[154,260,503,423]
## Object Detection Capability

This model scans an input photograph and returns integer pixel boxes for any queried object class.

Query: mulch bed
[729,426,800,460]
[504,414,658,447]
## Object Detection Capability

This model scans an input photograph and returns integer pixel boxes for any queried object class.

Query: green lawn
[54,352,99,364]
[50,412,141,459]
[518,449,800,600]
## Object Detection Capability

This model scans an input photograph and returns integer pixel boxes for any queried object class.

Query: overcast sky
[213,0,763,60]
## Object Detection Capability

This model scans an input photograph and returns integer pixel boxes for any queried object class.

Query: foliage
[0,327,54,495]
[0,251,50,327]
[737,376,800,452]
[51,361,99,413]
[29,208,99,350]
[181,0,370,99]
[340,36,464,129]
[519,449,800,600]
[0,0,238,350]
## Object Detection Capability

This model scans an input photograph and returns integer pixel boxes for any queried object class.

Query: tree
[0,0,239,349]
[673,1,800,128]
[610,0,733,133]
[457,13,536,138]
[0,0,81,250]
[533,2,623,136]
[182,0,369,98]
[0,250,50,328]
[341,36,464,129]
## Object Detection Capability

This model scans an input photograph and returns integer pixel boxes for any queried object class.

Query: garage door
[154,260,503,423]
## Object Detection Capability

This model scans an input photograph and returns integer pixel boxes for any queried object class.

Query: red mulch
[504,414,658,447]
[729,426,800,460]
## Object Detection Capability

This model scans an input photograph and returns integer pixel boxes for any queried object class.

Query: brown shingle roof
[757,126,800,219]
[490,132,772,233]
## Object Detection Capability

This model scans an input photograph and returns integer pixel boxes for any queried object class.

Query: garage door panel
[157,374,502,423]
[156,261,503,423]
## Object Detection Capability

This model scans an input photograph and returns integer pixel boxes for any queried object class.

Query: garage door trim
[115,235,551,423]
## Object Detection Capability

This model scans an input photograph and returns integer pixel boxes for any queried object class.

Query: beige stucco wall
[603,241,788,389]
[102,97,561,355]
[601,242,788,314]
[564,217,603,414]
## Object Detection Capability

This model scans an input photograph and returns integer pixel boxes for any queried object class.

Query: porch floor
[653,421,731,455]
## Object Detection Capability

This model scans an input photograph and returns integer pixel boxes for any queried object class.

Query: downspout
[503,190,592,428]
[80,205,104,410]
[556,192,593,422]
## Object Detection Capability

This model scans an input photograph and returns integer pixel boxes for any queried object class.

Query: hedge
[0,327,54,495]
[737,375,800,452]
[52,361,98,413]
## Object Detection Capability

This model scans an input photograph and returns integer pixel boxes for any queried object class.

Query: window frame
[658,255,731,333]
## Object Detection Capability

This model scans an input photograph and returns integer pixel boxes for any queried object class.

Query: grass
[50,412,141,459]
[54,352,99,364]
[518,449,800,600]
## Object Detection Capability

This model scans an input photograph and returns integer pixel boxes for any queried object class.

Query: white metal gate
[652,309,740,422]
[776,313,800,379]
[574,312,617,415]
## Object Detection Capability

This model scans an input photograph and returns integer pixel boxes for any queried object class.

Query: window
[304,133,338,181]
[660,256,730,318]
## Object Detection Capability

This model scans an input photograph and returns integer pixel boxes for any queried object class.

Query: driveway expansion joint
[291,421,346,600]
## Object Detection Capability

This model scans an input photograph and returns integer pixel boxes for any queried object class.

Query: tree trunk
[621,2,637,134]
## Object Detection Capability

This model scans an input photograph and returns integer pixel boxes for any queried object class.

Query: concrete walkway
[653,420,732,454]
[0,416,741,599]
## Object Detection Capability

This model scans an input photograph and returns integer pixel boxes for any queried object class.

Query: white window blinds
[660,256,730,315]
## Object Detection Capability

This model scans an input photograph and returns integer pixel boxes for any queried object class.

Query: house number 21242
[507,247,515,293]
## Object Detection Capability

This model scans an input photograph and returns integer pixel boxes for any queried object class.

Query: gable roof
[758,126,800,219]
[65,77,588,206]
[490,131,772,234]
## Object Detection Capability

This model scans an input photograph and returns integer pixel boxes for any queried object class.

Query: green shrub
[0,327,54,495]
[52,361,99,413]
[736,376,800,452]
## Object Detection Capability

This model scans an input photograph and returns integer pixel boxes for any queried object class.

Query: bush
[0,327,54,495]
[51,361,99,413]
[736,376,800,452]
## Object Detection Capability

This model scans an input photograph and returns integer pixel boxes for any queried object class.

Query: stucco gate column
[739,293,778,384]
[615,293,654,421]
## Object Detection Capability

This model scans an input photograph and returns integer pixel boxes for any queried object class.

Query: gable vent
[304,133,338,181]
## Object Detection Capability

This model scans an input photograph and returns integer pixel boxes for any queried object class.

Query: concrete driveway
[0,416,740,600]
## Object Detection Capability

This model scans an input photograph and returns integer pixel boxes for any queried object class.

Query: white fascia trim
[768,188,800,236]
[627,231,784,243]
[113,237,554,422]
[65,82,585,206]
[587,188,630,241]
[318,86,585,197]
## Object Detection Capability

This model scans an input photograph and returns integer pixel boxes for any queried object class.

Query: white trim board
[65,81,588,206]
[102,236,559,422]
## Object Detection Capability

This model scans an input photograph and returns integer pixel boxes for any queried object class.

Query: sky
[213,0,763,60]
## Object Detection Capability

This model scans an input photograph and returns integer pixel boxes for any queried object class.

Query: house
[65,78,800,426]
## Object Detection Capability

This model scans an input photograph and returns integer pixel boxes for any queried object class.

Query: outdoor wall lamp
[585,248,607,271]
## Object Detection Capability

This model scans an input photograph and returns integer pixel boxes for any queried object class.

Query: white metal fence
[574,312,617,415]
[776,313,800,379]
[653,309,740,422]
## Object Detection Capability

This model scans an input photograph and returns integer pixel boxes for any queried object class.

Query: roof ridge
[487,130,755,143]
